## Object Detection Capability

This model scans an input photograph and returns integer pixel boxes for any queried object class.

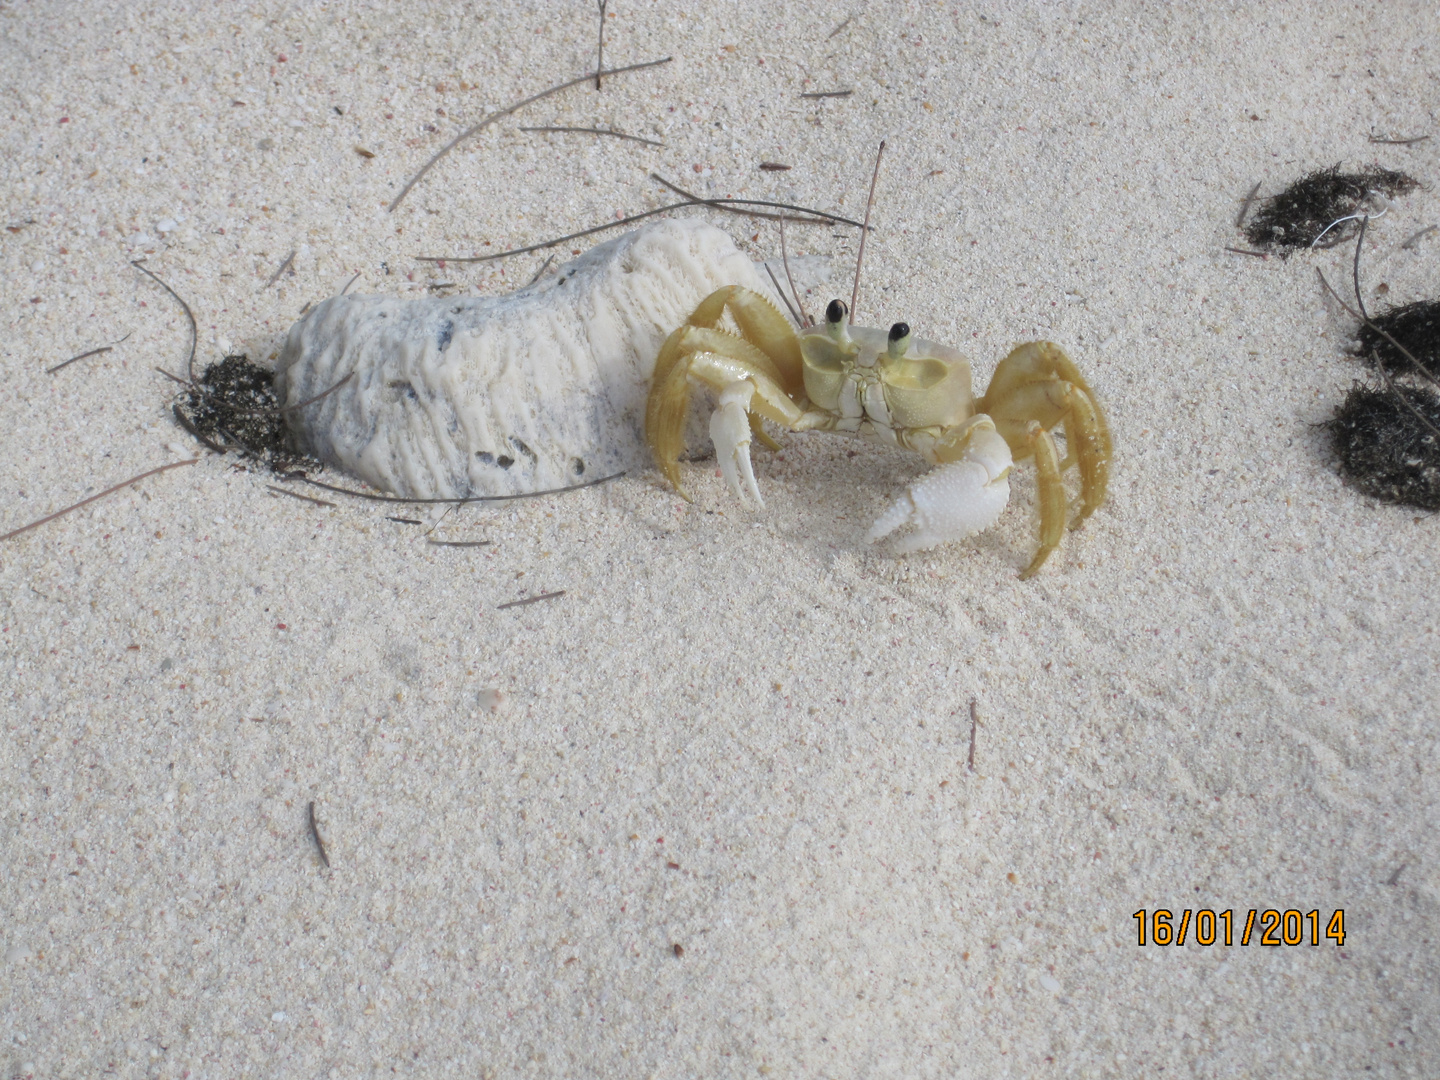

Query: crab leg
[981,341,1112,524]
[646,287,810,500]
[1021,420,1067,578]
[711,380,765,506]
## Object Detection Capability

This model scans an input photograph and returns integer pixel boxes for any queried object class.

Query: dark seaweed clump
[1327,382,1440,510]
[1357,299,1440,378]
[174,355,317,472]
[1245,166,1418,253]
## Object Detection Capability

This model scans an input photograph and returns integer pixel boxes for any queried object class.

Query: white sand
[2,2,1436,1076]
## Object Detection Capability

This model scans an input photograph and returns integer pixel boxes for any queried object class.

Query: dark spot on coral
[436,318,453,352]
[387,380,419,402]
[510,437,537,463]
[496,455,515,469]
[571,457,586,476]
[476,451,494,464]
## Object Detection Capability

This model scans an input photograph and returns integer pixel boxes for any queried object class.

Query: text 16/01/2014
[1133,909,1345,947]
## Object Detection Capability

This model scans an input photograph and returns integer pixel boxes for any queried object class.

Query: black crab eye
[825,298,848,325]
[888,321,910,343]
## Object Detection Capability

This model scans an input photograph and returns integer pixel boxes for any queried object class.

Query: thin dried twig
[801,89,853,99]
[1234,182,1261,229]
[1369,134,1430,146]
[172,404,225,453]
[1352,215,1373,324]
[283,373,353,413]
[850,140,885,323]
[519,125,664,147]
[278,470,626,505]
[422,206,692,263]
[417,200,837,265]
[308,801,330,868]
[131,261,198,384]
[779,216,811,326]
[596,1,608,90]
[1401,225,1437,250]
[764,262,803,328]
[967,699,979,772]
[827,14,854,39]
[341,271,362,295]
[426,538,493,548]
[649,174,865,228]
[526,254,556,286]
[48,345,112,375]
[759,162,791,172]
[265,249,297,289]
[388,56,672,212]
[497,590,565,610]
[47,332,132,375]
[387,516,423,525]
[1224,246,1269,258]
[2,458,198,542]
[265,484,337,508]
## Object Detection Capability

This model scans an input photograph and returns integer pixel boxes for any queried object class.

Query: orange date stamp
[1133,908,1346,947]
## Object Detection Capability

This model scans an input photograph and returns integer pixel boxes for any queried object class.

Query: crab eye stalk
[887,321,911,358]
[824,299,852,342]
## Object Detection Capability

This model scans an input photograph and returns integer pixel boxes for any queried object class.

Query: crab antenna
[849,139,886,324]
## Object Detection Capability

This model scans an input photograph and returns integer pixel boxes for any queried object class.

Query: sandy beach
[2,2,1437,1076]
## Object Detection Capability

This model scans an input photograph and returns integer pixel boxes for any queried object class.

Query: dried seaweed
[1327,382,1440,510]
[1357,299,1440,378]
[174,355,317,472]
[1244,166,1417,253]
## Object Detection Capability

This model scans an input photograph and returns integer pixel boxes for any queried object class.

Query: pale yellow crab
[645,289,1111,577]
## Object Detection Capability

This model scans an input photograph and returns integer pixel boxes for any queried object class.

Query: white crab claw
[868,426,1013,553]
[710,380,765,508]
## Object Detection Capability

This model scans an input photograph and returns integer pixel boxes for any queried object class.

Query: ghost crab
[646,290,1112,577]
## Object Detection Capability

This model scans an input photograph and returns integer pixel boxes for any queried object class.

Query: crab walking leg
[649,286,803,399]
[1021,420,1067,579]
[1062,387,1109,523]
[646,326,806,497]
[647,286,806,493]
[749,412,783,452]
[711,381,765,506]
[980,341,1112,525]
[867,419,1014,554]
